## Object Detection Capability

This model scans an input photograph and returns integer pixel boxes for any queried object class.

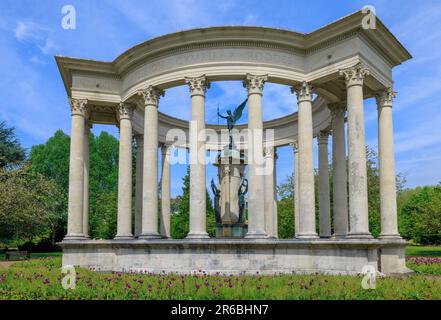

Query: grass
[0,247,440,300]
[0,257,440,300]
[405,246,441,257]
[0,252,62,261]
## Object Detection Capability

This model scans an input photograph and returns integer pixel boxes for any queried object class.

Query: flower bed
[1,258,441,300]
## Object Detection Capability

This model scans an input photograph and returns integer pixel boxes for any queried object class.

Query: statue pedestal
[214,146,248,238]
[216,223,248,238]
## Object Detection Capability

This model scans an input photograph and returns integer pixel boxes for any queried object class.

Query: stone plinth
[214,146,248,238]
[216,223,248,238]
[60,239,411,276]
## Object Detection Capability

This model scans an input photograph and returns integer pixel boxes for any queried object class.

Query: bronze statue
[211,179,221,224]
[238,177,248,224]
[217,98,248,148]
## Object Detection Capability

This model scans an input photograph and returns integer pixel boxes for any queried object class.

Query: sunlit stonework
[57,12,412,276]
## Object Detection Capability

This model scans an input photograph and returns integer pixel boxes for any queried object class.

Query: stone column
[376,88,401,239]
[160,143,172,238]
[82,121,91,238]
[138,86,164,239]
[292,82,318,239]
[134,134,144,237]
[330,103,349,238]
[317,130,331,238]
[264,146,276,238]
[293,142,300,237]
[65,98,88,240]
[273,149,278,238]
[340,64,372,238]
[115,103,134,239]
[243,74,268,238]
[186,75,210,239]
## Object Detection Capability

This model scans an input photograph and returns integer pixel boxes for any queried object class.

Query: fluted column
[115,103,134,239]
[65,98,88,240]
[376,88,401,239]
[264,146,276,238]
[186,75,210,239]
[292,82,318,239]
[134,134,144,237]
[82,121,92,238]
[330,103,349,238]
[243,74,268,238]
[317,130,331,238]
[340,64,372,238]
[160,143,172,238]
[138,86,164,239]
[293,142,300,237]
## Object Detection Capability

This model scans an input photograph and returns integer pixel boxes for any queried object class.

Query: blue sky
[1,0,440,197]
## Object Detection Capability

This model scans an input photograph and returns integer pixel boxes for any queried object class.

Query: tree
[0,166,60,245]
[399,184,441,244]
[29,130,120,241]
[0,121,26,169]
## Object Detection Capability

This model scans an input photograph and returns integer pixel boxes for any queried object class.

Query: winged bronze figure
[217,98,248,132]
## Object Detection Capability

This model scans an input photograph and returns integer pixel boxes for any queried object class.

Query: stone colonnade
[64,64,401,241]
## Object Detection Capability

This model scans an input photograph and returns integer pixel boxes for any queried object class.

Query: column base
[114,235,134,240]
[296,232,319,239]
[245,231,268,239]
[186,232,210,239]
[346,232,373,239]
[63,233,87,241]
[138,232,161,239]
[331,233,348,240]
[378,233,402,240]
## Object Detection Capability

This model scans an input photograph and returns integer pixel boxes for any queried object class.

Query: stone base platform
[60,239,411,276]
[215,223,248,238]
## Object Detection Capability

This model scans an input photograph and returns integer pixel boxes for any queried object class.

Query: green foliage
[0,121,26,169]
[29,130,121,241]
[171,167,215,239]
[276,146,407,238]
[277,197,294,238]
[0,166,61,245]
[1,257,441,300]
[399,185,441,244]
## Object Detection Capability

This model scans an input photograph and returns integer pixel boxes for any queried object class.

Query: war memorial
[57,11,412,275]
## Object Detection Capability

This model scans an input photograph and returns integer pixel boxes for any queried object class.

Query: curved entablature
[56,11,411,108]
[56,11,411,151]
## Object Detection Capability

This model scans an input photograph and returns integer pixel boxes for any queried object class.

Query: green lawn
[0,247,440,300]
[0,256,440,300]
[405,246,441,257]
[0,252,62,261]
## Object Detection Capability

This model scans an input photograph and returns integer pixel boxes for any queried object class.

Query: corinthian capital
[328,102,346,120]
[292,82,314,102]
[375,87,396,108]
[117,102,135,121]
[69,98,89,117]
[317,129,331,144]
[137,85,164,107]
[185,75,210,97]
[339,63,370,88]
[243,74,267,95]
